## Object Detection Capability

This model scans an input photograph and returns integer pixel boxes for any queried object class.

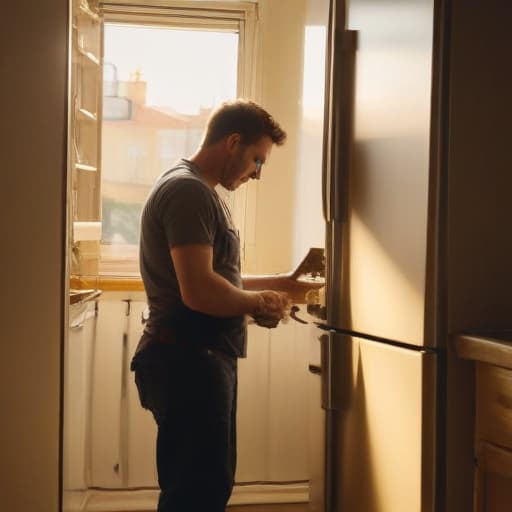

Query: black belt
[143,326,238,362]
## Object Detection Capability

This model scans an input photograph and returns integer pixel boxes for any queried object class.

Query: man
[131,100,289,512]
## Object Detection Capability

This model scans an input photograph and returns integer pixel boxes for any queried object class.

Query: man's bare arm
[171,244,285,318]
[242,248,325,301]
[243,273,324,303]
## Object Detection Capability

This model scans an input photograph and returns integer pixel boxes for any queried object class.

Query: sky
[104,23,239,114]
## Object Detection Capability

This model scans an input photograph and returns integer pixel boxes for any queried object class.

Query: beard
[219,149,245,190]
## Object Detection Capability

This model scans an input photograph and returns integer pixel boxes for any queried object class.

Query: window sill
[70,274,144,292]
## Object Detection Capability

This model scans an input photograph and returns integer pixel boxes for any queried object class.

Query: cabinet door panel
[476,442,512,512]
[267,319,310,481]
[90,300,125,487]
[477,363,512,449]
[63,301,96,491]
[236,324,270,481]
[127,301,157,487]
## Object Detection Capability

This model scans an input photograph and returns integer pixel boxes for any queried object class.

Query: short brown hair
[202,100,287,147]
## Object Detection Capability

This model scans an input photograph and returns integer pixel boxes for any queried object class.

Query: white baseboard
[63,483,309,511]
[231,483,309,505]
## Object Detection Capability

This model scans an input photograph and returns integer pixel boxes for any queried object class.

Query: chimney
[118,69,147,104]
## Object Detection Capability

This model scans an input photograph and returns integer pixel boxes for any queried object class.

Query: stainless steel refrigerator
[308,0,442,510]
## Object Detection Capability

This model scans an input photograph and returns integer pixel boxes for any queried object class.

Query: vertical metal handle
[321,2,332,222]
[322,0,342,222]
[323,29,358,330]
[326,29,343,222]
[332,30,358,222]
[320,330,352,411]
[322,0,357,224]
[320,332,334,410]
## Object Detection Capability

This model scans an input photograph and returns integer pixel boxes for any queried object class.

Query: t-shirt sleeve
[159,178,218,247]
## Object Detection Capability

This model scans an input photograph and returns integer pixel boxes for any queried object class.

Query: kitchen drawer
[477,363,512,449]
[475,441,512,512]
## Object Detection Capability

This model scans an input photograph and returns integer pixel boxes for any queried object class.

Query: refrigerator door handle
[322,17,358,224]
[322,1,334,222]
[324,29,358,329]
[332,29,358,222]
[320,332,335,410]
[320,331,352,412]
[322,0,345,222]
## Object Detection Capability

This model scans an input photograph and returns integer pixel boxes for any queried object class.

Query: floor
[125,506,308,512]
[228,505,308,512]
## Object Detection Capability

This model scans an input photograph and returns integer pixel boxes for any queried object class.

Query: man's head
[201,100,287,190]
[203,100,286,147]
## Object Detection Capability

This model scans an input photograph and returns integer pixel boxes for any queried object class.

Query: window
[99,2,257,275]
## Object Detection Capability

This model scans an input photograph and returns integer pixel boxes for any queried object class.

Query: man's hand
[251,290,290,329]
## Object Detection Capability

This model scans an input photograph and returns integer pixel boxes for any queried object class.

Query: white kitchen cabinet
[85,295,311,494]
[237,316,313,483]
[89,300,125,488]
[126,301,157,488]
[90,298,156,489]
[62,299,97,509]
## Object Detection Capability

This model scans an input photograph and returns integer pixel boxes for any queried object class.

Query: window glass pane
[101,23,239,273]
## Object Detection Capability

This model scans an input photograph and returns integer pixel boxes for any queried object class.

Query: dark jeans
[131,333,238,512]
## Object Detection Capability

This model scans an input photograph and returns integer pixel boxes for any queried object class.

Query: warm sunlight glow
[349,213,425,342]
[100,23,239,273]
[302,26,326,117]
[104,24,238,114]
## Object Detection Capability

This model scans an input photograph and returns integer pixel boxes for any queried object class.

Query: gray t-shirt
[139,159,247,358]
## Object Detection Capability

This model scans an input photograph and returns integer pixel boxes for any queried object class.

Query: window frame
[98,0,259,276]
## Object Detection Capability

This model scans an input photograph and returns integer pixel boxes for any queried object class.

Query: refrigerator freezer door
[327,332,436,512]
[325,0,435,346]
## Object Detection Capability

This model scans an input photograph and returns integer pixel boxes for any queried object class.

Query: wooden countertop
[455,332,512,370]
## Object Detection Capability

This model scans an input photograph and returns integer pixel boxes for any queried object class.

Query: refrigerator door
[321,331,437,512]
[324,0,436,346]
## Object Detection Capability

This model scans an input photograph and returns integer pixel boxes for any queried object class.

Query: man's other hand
[252,291,290,329]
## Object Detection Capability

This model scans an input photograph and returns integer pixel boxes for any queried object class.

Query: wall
[244,0,309,274]
[447,1,512,335]
[0,1,68,511]
[445,1,512,511]
[246,0,327,275]
[293,0,328,264]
